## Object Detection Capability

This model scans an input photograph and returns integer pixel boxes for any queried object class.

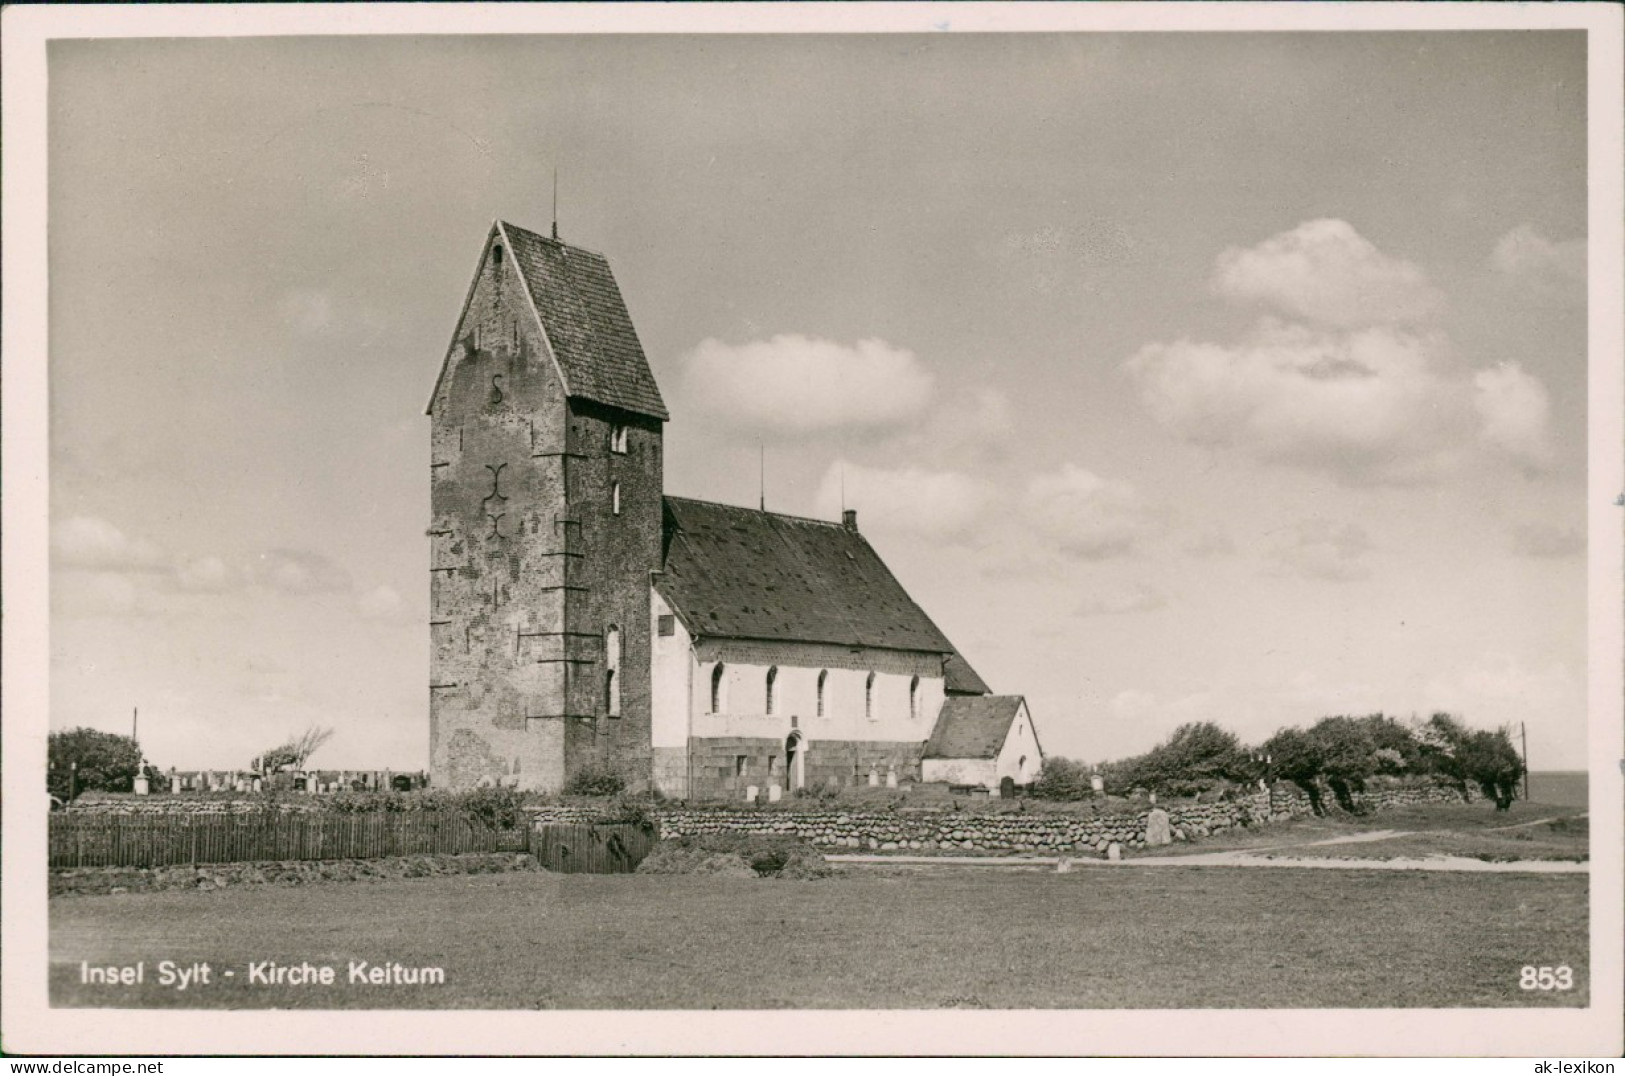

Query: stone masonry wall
[516,781,1475,855]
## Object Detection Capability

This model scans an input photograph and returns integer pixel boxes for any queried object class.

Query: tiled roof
[923,696,1026,760]
[943,651,991,695]
[500,222,669,420]
[656,497,986,676]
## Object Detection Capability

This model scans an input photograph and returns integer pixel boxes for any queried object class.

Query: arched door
[785,731,806,791]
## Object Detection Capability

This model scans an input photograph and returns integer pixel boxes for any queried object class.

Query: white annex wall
[649,590,692,749]
[995,700,1041,784]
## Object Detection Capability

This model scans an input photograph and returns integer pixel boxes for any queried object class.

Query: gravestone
[768,784,782,803]
[1145,807,1172,846]
[170,775,182,794]
[1055,857,1073,874]
[1106,842,1122,861]
[745,785,758,803]
[885,770,898,789]
[999,776,1015,799]
[867,769,879,787]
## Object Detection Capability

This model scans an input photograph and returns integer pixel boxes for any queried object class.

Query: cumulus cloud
[52,516,168,572]
[1510,522,1584,560]
[1128,221,1557,486]
[1127,320,1468,485]
[1267,520,1373,582]
[1212,218,1442,329]
[1024,465,1161,559]
[887,385,1013,467]
[1491,225,1586,296]
[1473,362,1554,471]
[813,460,992,544]
[680,334,935,435]
[253,549,352,595]
[1076,583,1168,617]
[173,555,241,594]
[357,585,406,620]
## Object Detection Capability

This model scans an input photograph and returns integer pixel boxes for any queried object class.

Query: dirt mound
[635,834,831,879]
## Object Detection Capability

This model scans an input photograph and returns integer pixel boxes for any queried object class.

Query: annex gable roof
[427,221,669,421]
[923,695,1030,760]
[655,496,989,685]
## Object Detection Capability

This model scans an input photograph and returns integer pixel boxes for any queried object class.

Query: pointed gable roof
[923,696,1029,760]
[427,222,668,420]
[656,497,987,677]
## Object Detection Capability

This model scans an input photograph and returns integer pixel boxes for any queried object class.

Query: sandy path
[828,847,1588,874]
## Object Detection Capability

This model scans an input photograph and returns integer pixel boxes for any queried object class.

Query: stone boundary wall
[64,779,1473,853]
[520,781,1472,854]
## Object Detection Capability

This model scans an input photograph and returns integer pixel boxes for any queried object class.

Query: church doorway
[784,731,806,791]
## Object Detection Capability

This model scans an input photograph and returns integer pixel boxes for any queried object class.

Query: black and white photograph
[4,2,1621,1058]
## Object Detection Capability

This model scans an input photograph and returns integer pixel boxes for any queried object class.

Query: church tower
[425,222,667,791]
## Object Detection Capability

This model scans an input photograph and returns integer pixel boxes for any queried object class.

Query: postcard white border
[4,2,1620,1058]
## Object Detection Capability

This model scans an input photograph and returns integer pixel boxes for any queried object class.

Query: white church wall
[687,638,944,745]
[994,700,1042,785]
[649,591,692,750]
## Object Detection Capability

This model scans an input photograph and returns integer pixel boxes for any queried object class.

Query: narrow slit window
[611,424,629,454]
[865,672,876,722]
[604,626,621,717]
[765,666,778,715]
[816,670,827,717]
[711,663,726,713]
[611,482,621,516]
[909,675,920,721]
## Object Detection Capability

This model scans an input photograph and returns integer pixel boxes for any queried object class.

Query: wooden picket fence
[49,811,531,869]
[531,822,656,874]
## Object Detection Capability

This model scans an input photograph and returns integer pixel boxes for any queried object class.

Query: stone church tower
[425,221,667,791]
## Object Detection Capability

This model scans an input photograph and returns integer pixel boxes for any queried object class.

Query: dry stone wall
[520,781,1472,855]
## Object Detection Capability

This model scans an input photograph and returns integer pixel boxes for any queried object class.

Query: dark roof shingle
[500,222,669,420]
[923,696,1026,760]
[943,651,991,695]
[656,497,985,676]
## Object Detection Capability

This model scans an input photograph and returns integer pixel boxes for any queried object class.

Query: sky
[44,30,1593,772]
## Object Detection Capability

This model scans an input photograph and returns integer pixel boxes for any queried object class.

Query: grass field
[51,864,1589,1010]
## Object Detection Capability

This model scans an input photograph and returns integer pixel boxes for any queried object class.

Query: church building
[426,220,1044,798]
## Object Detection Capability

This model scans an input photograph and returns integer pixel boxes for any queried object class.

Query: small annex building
[425,219,1044,798]
[921,696,1043,791]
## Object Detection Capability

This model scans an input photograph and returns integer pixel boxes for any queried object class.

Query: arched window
[864,672,876,722]
[909,675,920,721]
[765,666,778,715]
[604,626,621,717]
[816,670,828,718]
[611,482,621,516]
[711,663,726,713]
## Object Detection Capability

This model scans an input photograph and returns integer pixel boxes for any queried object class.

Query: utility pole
[1521,721,1530,802]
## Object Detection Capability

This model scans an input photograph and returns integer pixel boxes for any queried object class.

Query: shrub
[49,728,148,801]
[455,784,530,830]
[635,834,829,879]
[562,761,627,797]
[1031,757,1094,801]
